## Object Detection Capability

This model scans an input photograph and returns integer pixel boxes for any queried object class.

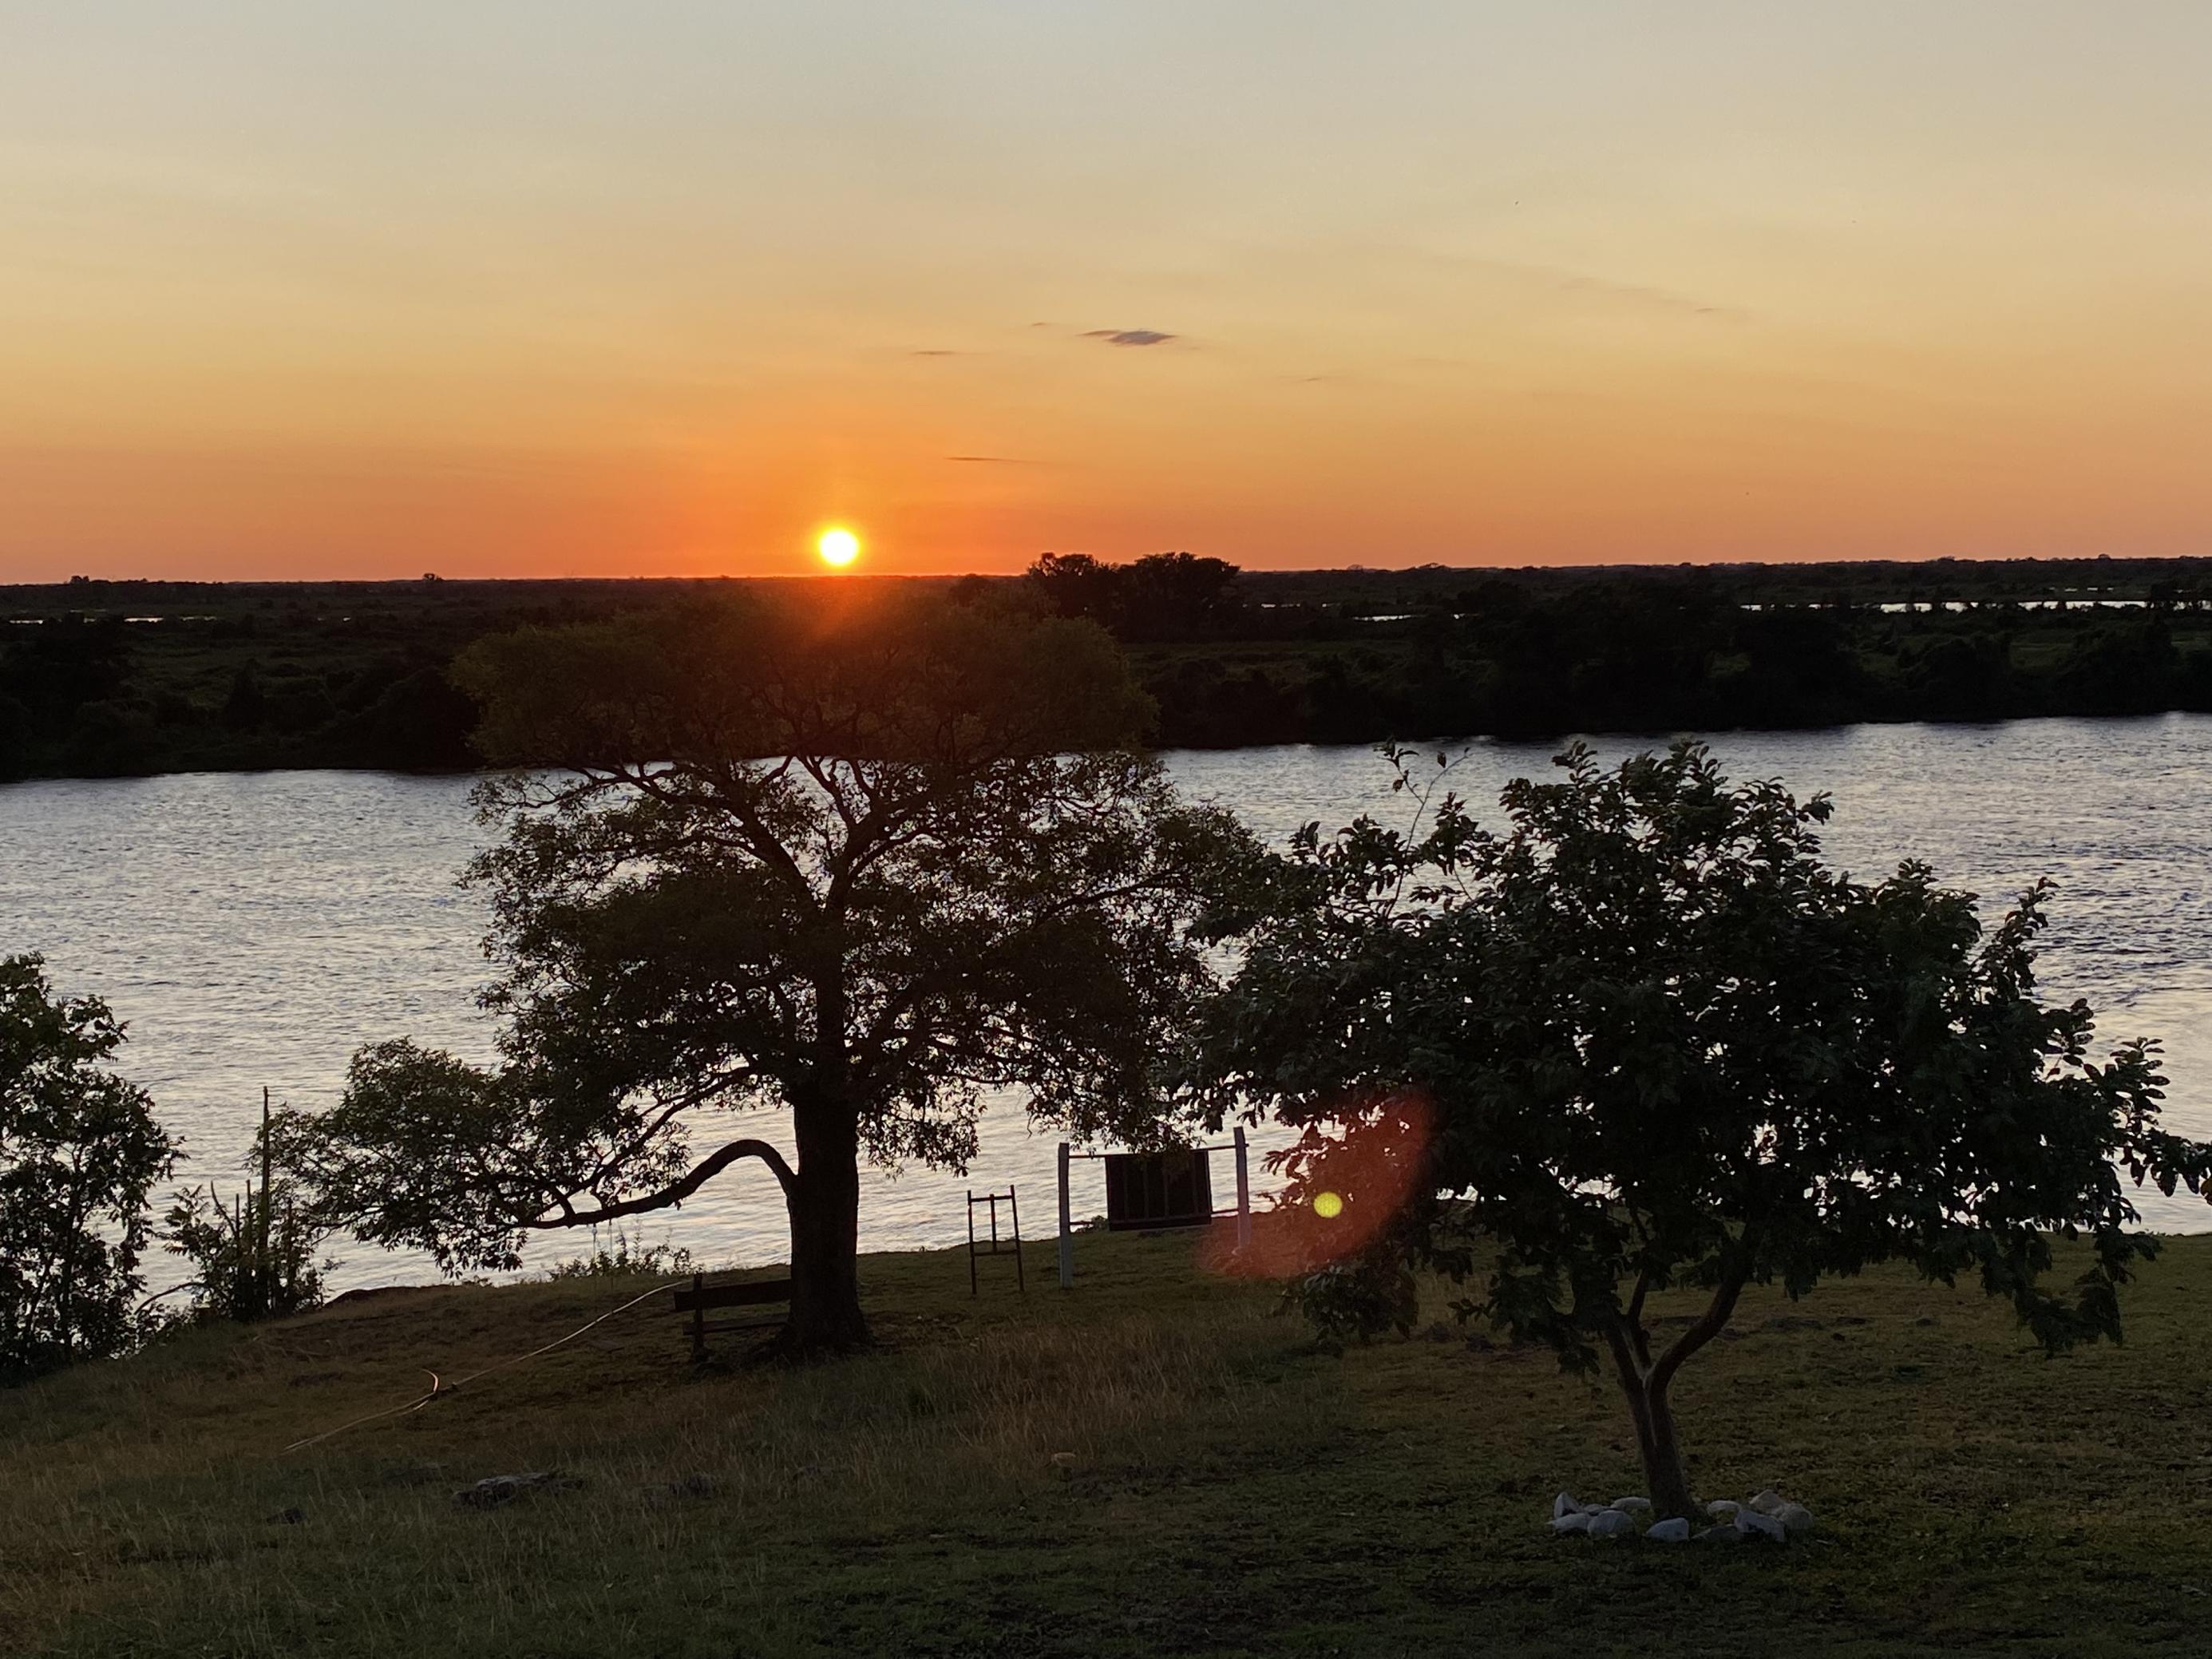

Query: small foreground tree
[0,955,174,1384]
[276,592,1252,1355]
[1188,742,2212,1518]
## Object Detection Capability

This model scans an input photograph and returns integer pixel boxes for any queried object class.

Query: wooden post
[967,1190,978,1296]
[1057,1142,1074,1289]
[1009,1186,1025,1293]
[689,1271,706,1363]
[259,1088,275,1316]
[1233,1126,1252,1253]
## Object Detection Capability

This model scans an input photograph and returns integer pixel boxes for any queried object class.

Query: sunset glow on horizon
[5,4,2210,582]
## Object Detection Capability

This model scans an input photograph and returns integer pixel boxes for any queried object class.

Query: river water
[5,716,2210,1291]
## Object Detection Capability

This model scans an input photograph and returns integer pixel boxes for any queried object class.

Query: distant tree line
[0,584,660,781]
[9,556,2212,780]
[0,616,476,779]
[1109,568,2212,746]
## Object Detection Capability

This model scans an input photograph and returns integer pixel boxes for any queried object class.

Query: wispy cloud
[1548,271,1750,323]
[946,454,1032,464]
[1082,328,1176,346]
[1290,240,1751,327]
[911,348,965,357]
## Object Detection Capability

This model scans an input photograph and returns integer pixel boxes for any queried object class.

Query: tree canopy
[1026,551,1244,643]
[1188,742,2212,1516]
[278,592,1252,1352]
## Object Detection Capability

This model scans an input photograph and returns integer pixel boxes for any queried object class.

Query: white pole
[1233,1126,1251,1253]
[1057,1140,1074,1289]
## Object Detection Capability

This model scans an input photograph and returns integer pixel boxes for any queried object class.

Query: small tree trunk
[780,1096,871,1356]
[1614,1364,1698,1519]
[1605,1257,1751,1521]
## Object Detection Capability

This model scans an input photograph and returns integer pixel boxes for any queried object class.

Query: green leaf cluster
[0,955,173,1384]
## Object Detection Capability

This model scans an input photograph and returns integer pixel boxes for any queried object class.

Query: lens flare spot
[1312,1190,1344,1219]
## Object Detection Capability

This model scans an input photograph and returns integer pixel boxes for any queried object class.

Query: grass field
[6,1225,2210,1657]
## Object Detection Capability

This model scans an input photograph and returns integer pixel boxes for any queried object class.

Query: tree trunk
[779,1094,871,1356]
[1604,1256,1751,1520]
[1613,1364,1697,1519]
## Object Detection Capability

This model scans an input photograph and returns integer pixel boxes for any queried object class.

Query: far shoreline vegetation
[6,552,2212,780]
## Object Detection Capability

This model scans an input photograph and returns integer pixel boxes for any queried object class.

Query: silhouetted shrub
[0,956,174,1384]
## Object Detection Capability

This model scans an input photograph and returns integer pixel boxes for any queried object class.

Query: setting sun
[817,527,861,568]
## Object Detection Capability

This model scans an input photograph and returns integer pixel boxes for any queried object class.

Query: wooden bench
[671,1271,793,1360]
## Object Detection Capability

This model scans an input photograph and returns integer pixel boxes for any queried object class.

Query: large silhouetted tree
[1188,742,2212,1518]
[277,592,1250,1354]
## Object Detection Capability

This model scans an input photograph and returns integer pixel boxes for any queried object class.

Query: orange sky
[4,4,2210,580]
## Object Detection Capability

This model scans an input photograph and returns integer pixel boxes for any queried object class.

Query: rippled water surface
[6,717,2210,1291]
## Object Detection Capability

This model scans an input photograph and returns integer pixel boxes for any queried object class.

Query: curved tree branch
[517,1138,797,1230]
[1648,1233,1757,1398]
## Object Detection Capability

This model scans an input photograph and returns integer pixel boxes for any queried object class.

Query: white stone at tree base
[1547,1487,1814,1542]
[1735,1507,1787,1541]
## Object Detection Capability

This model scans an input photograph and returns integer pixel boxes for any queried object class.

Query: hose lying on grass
[283,1277,683,1453]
